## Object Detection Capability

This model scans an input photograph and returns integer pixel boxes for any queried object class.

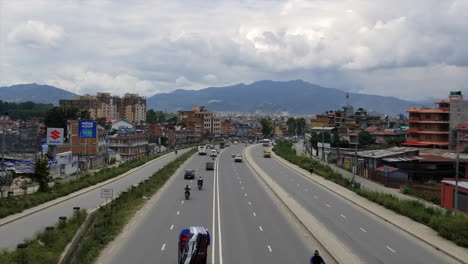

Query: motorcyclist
[310,250,325,264]
[175,149,178,155]
[184,185,191,197]
[197,177,204,188]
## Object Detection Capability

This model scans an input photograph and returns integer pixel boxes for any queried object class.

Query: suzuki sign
[47,128,64,145]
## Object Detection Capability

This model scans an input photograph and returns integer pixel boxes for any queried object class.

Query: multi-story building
[60,93,146,123]
[65,120,108,170]
[403,92,467,148]
[108,130,148,162]
[178,106,221,139]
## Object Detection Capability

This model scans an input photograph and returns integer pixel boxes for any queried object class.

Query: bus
[262,139,270,147]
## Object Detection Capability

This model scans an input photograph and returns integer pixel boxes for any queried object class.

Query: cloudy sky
[1,0,467,101]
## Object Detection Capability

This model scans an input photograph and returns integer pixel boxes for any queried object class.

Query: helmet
[314,250,319,256]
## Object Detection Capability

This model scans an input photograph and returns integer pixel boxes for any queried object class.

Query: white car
[210,149,217,157]
[234,154,243,163]
[233,141,238,145]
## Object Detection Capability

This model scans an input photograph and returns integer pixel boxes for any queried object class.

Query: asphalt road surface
[249,144,455,264]
[0,150,189,249]
[100,144,313,264]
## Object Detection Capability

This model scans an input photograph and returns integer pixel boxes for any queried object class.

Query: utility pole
[1,113,9,179]
[455,133,460,210]
[321,125,325,161]
[353,138,358,183]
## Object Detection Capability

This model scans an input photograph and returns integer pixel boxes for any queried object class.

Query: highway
[0,150,189,250]
[248,144,456,264]
[99,144,313,264]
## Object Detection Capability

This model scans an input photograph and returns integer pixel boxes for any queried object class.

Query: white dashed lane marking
[340,214,347,219]
[259,226,263,232]
[161,244,166,251]
[326,204,331,208]
[267,245,272,252]
[360,228,367,233]
[170,225,174,230]
[386,246,396,253]
[253,212,257,217]
[177,211,180,215]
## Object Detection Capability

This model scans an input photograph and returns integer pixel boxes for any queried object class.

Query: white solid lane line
[386,246,396,253]
[259,226,263,232]
[216,155,224,264]
[267,245,272,252]
[161,244,166,251]
[360,227,367,233]
[211,153,216,264]
[170,224,174,230]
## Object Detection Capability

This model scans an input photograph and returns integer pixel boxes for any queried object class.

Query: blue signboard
[79,120,97,138]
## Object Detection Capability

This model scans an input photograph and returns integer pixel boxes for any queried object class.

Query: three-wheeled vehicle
[178,226,211,264]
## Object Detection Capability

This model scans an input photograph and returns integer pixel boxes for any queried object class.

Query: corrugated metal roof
[383,156,423,162]
[441,180,468,189]
[357,147,419,159]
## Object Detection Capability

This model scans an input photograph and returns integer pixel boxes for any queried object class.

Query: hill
[147,80,420,115]
[0,83,77,105]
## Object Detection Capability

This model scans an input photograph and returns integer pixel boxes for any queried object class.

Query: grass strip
[0,145,197,219]
[71,148,197,264]
[273,140,468,248]
[0,209,87,264]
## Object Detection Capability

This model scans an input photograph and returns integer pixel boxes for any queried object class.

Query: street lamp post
[321,125,325,161]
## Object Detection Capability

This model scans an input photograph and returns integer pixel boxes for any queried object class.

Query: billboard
[79,120,97,138]
[46,128,64,145]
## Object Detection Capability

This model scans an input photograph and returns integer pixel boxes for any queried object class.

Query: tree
[260,118,273,137]
[147,109,157,124]
[386,136,405,147]
[0,177,6,198]
[44,107,66,128]
[96,117,108,128]
[286,117,296,135]
[155,111,166,123]
[33,157,51,192]
[296,118,306,135]
[358,131,374,146]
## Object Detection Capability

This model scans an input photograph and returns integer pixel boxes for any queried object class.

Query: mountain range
[147,80,422,115]
[0,83,77,105]
[1,80,424,115]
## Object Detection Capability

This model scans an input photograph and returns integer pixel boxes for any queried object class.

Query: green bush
[0,210,87,264]
[0,146,195,219]
[273,141,468,248]
[73,148,197,264]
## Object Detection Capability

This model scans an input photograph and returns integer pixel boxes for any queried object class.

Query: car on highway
[234,154,243,163]
[205,162,214,170]
[263,149,271,158]
[184,169,196,179]
[210,149,217,157]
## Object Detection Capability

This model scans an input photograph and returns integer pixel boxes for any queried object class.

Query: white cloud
[46,65,158,96]
[1,0,467,101]
[7,20,65,48]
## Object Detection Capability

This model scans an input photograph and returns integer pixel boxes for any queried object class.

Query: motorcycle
[185,190,190,200]
[198,182,203,190]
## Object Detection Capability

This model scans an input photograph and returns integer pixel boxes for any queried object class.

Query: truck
[198,145,207,155]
